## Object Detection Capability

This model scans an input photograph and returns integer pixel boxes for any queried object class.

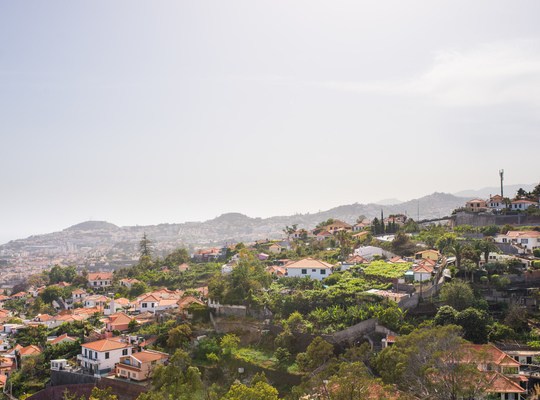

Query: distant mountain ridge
[1,192,468,254]
[453,183,535,199]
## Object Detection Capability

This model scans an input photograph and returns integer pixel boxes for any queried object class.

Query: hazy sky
[1,1,539,243]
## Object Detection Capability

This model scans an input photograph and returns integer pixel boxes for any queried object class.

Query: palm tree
[448,241,465,270]
[478,238,499,265]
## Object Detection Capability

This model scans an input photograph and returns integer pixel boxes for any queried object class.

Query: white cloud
[319,39,540,107]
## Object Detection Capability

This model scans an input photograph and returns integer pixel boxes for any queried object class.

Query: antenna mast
[499,169,504,198]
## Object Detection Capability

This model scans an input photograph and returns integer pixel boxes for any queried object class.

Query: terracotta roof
[35,314,54,322]
[82,338,131,352]
[72,289,87,295]
[50,333,78,345]
[285,258,334,270]
[87,272,113,281]
[114,297,131,306]
[413,265,433,273]
[0,374,6,388]
[108,312,133,325]
[505,231,540,239]
[462,344,520,368]
[132,350,168,363]
[178,296,205,309]
[158,299,179,307]
[140,295,160,303]
[485,371,526,394]
[178,263,190,272]
[19,345,41,356]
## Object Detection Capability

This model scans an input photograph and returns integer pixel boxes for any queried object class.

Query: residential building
[285,258,333,280]
[48,333,78,346]
[105,312,134,332]
[510,199,538,211]
[412,264,433,282]
[414,249,441,262]
[119,278,140,289]
[495,231,540,253]
[78,338,132,375]
[137,295,160,313]
[465,199,488,212]
[488,195,505,211]
[268,244,282,254]
[87,272,113,288]
[116,350,168,381]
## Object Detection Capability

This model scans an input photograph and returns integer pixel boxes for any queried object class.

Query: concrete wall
[39,371,147,400]
[328,318,377,345]
[455,212,540,227]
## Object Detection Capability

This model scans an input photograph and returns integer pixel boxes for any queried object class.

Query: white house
[495,231,540,253]
[83,295,110,310]
[71,289,88,304]
[354,246,393,261]
[78,338,132,376]
[413,264,433,282]
[137,295,160,313]
[50,359,68,371]
[510,200,538,211]
[87,272,113,289]
[488,195,505,211]
[284,258,333,280]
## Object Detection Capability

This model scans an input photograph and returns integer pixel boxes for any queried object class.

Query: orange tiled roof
[462,344,520,368]
[505,231,540,239]
[82,338,130,352]
[485,371,526,394]
[87,272,113,281]
[19,345,41,356]
[50,333,78,345]
[285,258,334,270]
[132,350,168,363]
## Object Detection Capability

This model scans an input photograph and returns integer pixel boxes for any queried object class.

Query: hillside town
[0,184,539,399]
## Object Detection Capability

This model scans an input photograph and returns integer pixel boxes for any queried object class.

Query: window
[320,269,326,275]
[312,269,316,272]
[301,269,307,274]
[521,239,529,244]
[142,303,147,308]
[123,349,128,356]
[84,349,87,357]
[105,352,110,359]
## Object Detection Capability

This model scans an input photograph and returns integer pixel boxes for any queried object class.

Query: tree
[164,248,190,266]
[434,305,458,326]
[222,381,279,400]
[326,362,381,400]
[166,324,192,350]
[41,285,69,304]
[455,308,491,344]
[220,334,240,358]
[129,281,149,298]
[274,347,291,369]
[336,230,351,259]
[297,336,334,372]
[375,325,487,400]
[88,387,118,400]
[139,233,153,259]
[283,224,297,241]
[137,350,205,400]
[447,241,465,270]
[504,304,529,333]
[439,280,474,311]
[48,265,77,284]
